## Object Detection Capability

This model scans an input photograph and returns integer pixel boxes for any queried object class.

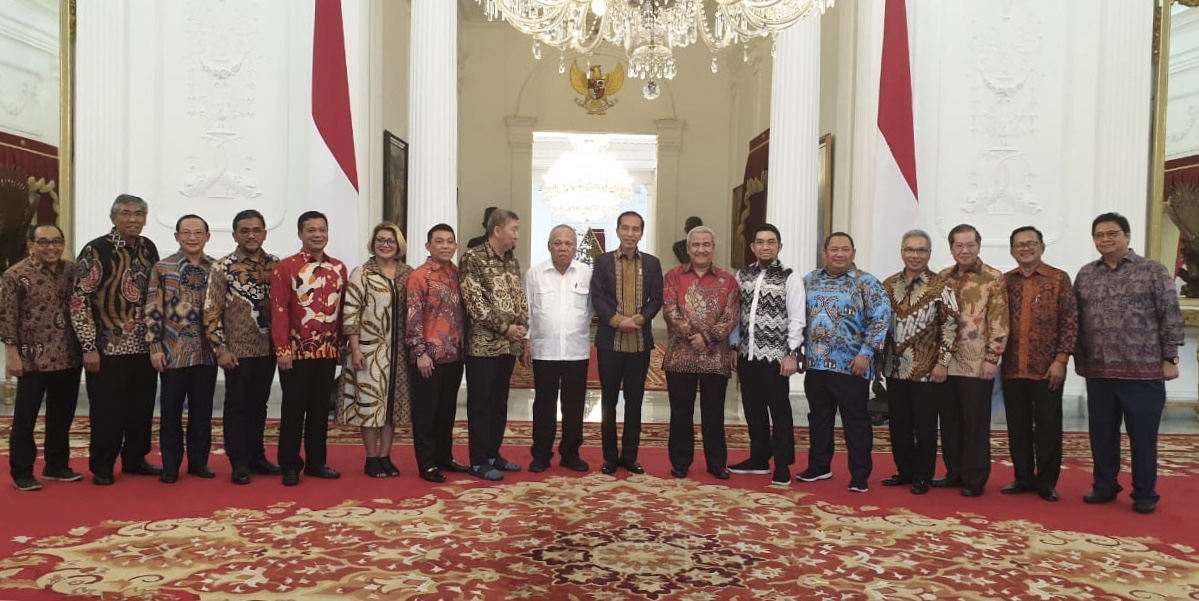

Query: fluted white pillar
[408,0,458,266]
[73,0,132,251]
[766,17,821,273]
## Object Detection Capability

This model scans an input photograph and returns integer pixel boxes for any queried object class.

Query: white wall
[73,0,373,265]
[0,0,59,146]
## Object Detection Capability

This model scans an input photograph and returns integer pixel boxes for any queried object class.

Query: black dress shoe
[439,460,471,474]
[160,471,179,484]
[420,467,446,483]
[122,461,163,476]
[232,467,251,485]
[601,461,618,475]
[93,472,114,486]
[1039,488,1059,502]
[282,469,300,486]
[249,459,282,475]
[961,485,983,497]
[529,459,550,473]
[1133,499,1157,514]
[671,466,688,479]
[1083,491,1117,504]
[931,476,962,488]
[910,478,930,495]
[188,466,216,479]
[1000,482,1034,495]
[621,461,645,475]
[881,474,912,487]
[560,457,590,473]
[708,467,730,480]
[304,465,341,479]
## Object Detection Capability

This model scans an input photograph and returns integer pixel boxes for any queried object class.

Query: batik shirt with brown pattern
[71,230,160,356]
[0,257,81,372]
[460,241,528,358]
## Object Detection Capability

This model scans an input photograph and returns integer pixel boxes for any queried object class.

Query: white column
[73,0,132,250]
[506,115,537,266]
[407,0,457,266]
[766,17,821,272]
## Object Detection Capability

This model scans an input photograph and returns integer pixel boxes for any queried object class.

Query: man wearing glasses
[71,194,161,485]
[880,230,959,495]
[145,215,217,484]
[2,225,83,491]
[935,224,1008,498]
[1074,212,1183,514]
[999,226,1077,503]
[204,210,281,485]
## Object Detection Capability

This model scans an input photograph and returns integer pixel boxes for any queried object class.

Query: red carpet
[0,440,1197,600]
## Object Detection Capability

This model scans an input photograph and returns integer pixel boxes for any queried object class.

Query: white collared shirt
[525,259,594,361]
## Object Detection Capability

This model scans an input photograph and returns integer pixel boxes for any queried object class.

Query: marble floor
[2,382,1197,434]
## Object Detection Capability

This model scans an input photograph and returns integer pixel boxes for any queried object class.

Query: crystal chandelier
[475,0,834,88]
[542,136,634,224]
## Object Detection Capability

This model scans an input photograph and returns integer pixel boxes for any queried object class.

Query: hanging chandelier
[542,136,634,224]
[475,0,834,89]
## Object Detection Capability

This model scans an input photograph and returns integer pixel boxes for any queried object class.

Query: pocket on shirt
[571,287,590,311]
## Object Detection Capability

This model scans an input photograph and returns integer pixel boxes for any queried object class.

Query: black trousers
[277,358,337,471]
[411,360,464,472]
[940,376,993,488]
[8,367,82,478]
[159,364,218,473]
[666,371,729,471]
[220,356,276,469]
[802,369,872,481]
[886,378,941,481]
[1002,378,1063,491]
[596,348,651,465]
[736,358,795,467]
[465,354,516,468]
[85,353,157,476]
[530,358,589,463]
[1086,378,1165,503]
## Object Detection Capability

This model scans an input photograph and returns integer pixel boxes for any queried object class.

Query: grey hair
[900,229,931,248]
[686,225,717,245]
[547,224,577,245]
[486,208,519,235]
[109,193,148,216]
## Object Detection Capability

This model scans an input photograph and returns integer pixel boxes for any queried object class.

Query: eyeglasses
[1011,241,1041,250]
[116,210,147,219]
[951,243,979,252]
[1092,230,1124,241]
[33,238,65,248]
[901,247,930,255]
[374,238,398,246]
[177,230,207,239]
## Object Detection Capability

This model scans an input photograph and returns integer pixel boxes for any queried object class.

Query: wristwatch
[1167,356,1180,365]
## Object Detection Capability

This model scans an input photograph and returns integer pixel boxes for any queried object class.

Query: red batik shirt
[662,263,739,376]
[269,251,348,360]
[406,257,464,364]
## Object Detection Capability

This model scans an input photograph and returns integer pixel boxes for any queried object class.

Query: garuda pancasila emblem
[571,60,625,116]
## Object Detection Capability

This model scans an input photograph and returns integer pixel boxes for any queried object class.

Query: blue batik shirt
[803,267,892,380]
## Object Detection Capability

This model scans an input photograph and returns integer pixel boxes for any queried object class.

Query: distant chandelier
[542,137,634,223]
[475,0,834,86]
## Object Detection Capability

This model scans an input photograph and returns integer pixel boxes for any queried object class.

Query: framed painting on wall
[730,184,747,269]
[383,130,408,240]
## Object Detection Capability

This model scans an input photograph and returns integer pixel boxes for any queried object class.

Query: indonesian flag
[310,0,363,265]
[869,0,920,278]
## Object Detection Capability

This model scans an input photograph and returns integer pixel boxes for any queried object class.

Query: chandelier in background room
[542,136,634,224]
[475,0,834,98]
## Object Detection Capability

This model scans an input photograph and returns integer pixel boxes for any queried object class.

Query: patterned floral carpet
[1,418,1198,600]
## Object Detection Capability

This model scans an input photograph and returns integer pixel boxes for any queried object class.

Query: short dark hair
[684,216,703,231]
[232,209,265,231]
[753,223,782,244]
[427,223,456,243]
[1009,225,1043,246]
[28,223,64,241]
[481,206,497,227]
[947,223,981,246]
[487,209,519,235]
[1092,212,1130,235]
[823,231,855,250]
[297,210,327,232]
[617,211,644,230]
[176,214,209,233]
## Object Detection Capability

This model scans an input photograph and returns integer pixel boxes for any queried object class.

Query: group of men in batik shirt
[3,201,1182,514]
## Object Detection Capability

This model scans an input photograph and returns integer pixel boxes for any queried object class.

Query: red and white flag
[309,0,363,265]
[869,0,920,278]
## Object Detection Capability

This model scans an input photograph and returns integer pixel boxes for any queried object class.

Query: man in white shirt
[523,225,595,473]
